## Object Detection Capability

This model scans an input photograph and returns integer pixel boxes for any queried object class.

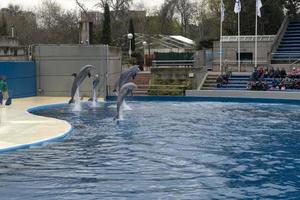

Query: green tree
[219,0,284,36]
[261,0,285,35]
[128,18,135,51]
[284,0,300,17]
[100,3,111,45]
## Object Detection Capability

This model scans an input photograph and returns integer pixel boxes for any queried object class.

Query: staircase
[219,75,249,90]
[272,19,300,63]
[201,73,250,90]
[201,74,219,90]
[131,71,151,95]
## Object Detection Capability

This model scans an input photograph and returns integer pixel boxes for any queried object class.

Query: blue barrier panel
[0,61,36,98]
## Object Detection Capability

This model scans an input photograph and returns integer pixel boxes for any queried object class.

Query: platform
[0,97,71,153]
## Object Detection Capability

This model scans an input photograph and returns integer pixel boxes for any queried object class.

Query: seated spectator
[249,80,268,91]
[274,68,281,78]
[280,68,287,79]
[264,68,269,78]
[283,77,294,89]
[295,80,300,89]
[250,68,260,81]
[270,79,279,90]
[269,67,275,78]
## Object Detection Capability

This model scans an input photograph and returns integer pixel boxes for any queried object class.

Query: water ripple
[0,101,299,199]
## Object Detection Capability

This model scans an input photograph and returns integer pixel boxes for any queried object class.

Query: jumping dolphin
[92,74,100,90]
[113,65,140,93]
[68,65,95,104]
[113,82,137,120]
[88,74,100,101]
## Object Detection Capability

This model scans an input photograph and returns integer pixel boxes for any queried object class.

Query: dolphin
[113,65,140,93]
[92,74,100,90]
[88,74,100,101]
[113,82,137,120]
[68,65,95,104]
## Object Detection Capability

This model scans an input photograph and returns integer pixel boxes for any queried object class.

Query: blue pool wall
[0,61,36,98]
[106,95,300,105]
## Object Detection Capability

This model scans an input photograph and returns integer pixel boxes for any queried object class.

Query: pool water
[0,101,299,199]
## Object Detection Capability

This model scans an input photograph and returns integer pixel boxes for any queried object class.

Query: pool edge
[106,95,300,105]
[0,102,73,154]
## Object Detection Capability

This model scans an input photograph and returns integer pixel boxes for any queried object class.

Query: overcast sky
[0,0,165,11]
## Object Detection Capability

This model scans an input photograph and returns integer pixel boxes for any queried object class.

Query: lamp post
[10,25,15,38]
[127,33,133,60]
[142,41,147,69]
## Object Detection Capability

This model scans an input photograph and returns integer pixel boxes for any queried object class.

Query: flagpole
[220,12,223,73]
[255,1,258,69]
[238,11,241,72]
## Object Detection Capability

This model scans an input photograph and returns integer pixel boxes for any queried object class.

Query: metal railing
[221,35,275,42]
[213,60,269,65]
[152,60,195,67]
[290,58,300,67]
[270,16,290,57]
[271,52,300,64]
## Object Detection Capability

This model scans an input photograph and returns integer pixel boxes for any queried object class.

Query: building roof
[170,35,195,45]
[134,33,195,51]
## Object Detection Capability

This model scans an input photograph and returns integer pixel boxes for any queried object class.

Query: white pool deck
[0,97,71,152]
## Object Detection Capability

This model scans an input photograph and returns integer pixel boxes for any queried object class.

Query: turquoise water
[0,101,299,199]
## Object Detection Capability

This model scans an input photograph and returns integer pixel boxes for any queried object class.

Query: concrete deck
[0,97,71,152]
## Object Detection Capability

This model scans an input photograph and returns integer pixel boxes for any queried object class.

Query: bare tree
[97,0,132,20]
[38,0,62,29]
[175,0,196,36]
[97,0,132,12]
[159,0,177,34]
[37,0,79,43]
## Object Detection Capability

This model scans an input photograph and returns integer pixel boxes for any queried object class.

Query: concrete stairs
[272,19,300,63]
[201,74,219,90]
[219,75,249,90]
[131,71,151,95]
[201,73,250,90]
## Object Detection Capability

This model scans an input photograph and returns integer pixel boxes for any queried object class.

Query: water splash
[92,88,97,107]
[122,100,132,110]
[118,102,124,120]
[72,88,82,112]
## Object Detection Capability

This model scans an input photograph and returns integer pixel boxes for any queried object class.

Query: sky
[0,0,165,11]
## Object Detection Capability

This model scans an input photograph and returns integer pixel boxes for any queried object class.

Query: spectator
[269,67,275,78]
[274,68,280,78]
[0,76,10,105]
[280,68,287,79]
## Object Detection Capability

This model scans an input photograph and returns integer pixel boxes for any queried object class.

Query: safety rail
[213,60,269,65]
[270,15,290,56]
[221,35,275,42]
[271,52,300,64]
[152,60,194,67]
[291,58,300,67]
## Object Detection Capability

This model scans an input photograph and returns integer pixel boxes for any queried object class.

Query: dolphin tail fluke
[68,98,75,104]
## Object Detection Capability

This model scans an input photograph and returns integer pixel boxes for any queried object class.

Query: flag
[234,0,241,13]
[221,0,225,22]
[257,0,262,17]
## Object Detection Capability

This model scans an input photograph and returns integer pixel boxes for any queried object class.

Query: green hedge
[148,76,192,96]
